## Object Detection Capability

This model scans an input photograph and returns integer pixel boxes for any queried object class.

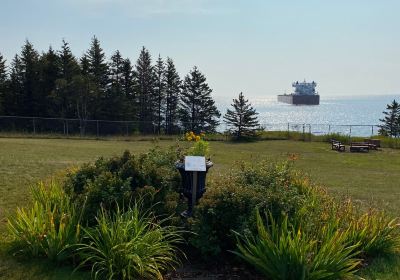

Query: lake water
[216,94,399,136]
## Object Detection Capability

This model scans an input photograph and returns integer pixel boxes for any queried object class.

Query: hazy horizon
[1,0,399,98]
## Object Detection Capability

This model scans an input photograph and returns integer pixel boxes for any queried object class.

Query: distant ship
[277,80,320,105]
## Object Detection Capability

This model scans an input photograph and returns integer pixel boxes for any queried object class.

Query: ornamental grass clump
[233,211,361,280]
[7,182,83,262]
[75,203,185,280]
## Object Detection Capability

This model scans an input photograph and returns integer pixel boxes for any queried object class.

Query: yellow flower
[195,136,201,141]
[187,136,193,141]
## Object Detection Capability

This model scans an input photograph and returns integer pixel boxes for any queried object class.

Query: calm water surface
[217,94,399,136]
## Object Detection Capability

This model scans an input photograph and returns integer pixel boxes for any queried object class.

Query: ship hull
[277,94,319,105]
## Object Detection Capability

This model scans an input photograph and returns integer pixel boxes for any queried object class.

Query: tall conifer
[135,47,155,133]
[223,92,259,138]
[0,53,7,114]
[164,57,181,134]
[379,100,400,137]
[180,66,220,132]
[154,55,166,133]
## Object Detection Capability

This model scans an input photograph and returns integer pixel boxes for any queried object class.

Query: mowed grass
[0,137,400,279]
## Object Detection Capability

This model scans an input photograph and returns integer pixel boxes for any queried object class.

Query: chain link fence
[0,115,380,139]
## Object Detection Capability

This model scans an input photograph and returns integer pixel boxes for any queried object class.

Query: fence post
[126,122,129,137]
[328,124,331,134]
[302,124,305,141]
[66,119,69,137]
[96,120,99,138]
[287,123,290,139]
[308,124,312,141]
[349,125,352,139]
[371,125,374,136]
[32,118,36,134]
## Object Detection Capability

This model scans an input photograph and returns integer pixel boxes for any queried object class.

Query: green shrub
[75,203,184,280]
[63,147,181,224]
[233,211,361,280]
[7,182,83,262]
[189,160,310,257]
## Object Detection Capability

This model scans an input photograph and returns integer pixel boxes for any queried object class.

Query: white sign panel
[184,156,206,171]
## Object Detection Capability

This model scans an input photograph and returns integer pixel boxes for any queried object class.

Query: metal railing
[0,115,380,138]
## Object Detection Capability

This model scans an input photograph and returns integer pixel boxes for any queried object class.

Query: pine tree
[135,47,155,133]
[53,39,81,118]
[223,92,259,138]
[379,100,400,137]
[121,58,136,120]
[6,55,24,115]
[86,36,109,119]
[154,55,166,133]
[0,53,7,114]
[180,66,220,133]
[107,50,125,119]
[39,46,61,116]
[164,57,181,134]
[20,40,41,116]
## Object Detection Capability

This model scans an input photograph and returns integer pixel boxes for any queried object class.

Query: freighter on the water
[278,80,320,105]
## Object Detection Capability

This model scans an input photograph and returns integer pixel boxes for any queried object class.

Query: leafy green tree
[180,66,220,132]
[223,92,259,138]
[164,57,181,134]
[0,53,7,114]
[379,99,400,137]
[135,47,155,133]
[154,55,166,133]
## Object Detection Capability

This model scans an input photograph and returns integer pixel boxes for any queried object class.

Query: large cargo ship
[278,80,319,105]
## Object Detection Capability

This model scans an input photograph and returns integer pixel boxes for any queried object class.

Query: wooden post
[96,120,99,138]
[287,123,290,139]
[191,171,198,215]
[66,120,69,137]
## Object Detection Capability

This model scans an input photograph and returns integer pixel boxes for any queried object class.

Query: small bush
[7,182,83,262]
[189,160,310,257]
[63,147,181,224]
[76,203,184,280]
[233,211,361,280]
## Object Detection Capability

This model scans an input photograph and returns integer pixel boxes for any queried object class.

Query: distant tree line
[0,37,221,134]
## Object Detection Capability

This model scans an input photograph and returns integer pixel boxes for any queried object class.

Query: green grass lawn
[1,137,400,279]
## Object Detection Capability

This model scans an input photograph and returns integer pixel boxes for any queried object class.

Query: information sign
[184,156,206,171]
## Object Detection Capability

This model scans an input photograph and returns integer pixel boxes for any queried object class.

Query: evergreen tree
[121,58,136,120]
[53,39,81,118]
[71,54,93,135]
[20,40,41,116]
[135,47,155,133]
[6,55,24,115]
[39,46,60,116]
[86,36,109,119]
[154,55,166,133]
[223,92,259,138]
[164,57,181,134]
[107,50,125,119]
[379,99,400,137]
[180,66,220,132]
[0,53,7,114]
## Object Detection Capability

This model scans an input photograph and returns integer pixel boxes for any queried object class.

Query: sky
[1,0,399,98]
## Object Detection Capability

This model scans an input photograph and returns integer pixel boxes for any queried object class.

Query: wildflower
[187,136,193,141]
[195,136,201,141]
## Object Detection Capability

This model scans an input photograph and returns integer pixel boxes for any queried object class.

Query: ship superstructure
[278,80,320,105]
